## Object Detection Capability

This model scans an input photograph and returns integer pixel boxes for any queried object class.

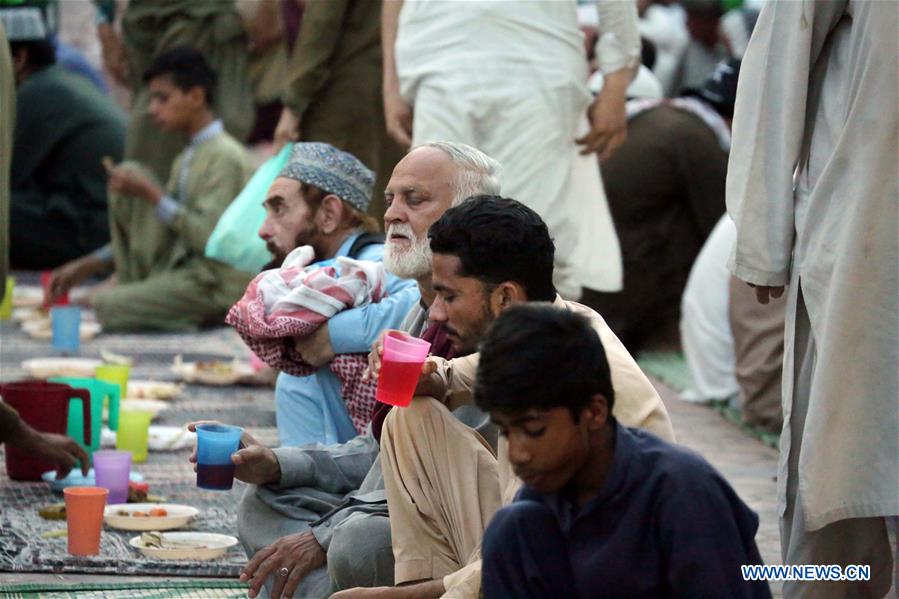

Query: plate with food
[105,503,199,531]
[101,425,194,451]
[125,380,183,400]
[148,425,195,451]
[101,402,169,431]
[12,285,43,308]
[130,531,238,560]
[172,355,254,386]
[23,319,103,341]
[41,469,144,494]
[21,357,102,379]
[11,306,44,323]
[117,399,169,418]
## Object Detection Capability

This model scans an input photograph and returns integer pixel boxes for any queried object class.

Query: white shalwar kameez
[726,1,898,596]
[395,0,640,299]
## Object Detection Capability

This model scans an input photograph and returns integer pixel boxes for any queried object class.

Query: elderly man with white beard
[255,142,419,448]
[232,141,501,599]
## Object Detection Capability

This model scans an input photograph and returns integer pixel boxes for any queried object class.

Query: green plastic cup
[0,277,14,320]
[95,363,130,398]
[115,409,152,463]
[50,377,121,458]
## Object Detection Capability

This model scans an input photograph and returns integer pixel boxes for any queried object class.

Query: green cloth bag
[205,143,292,273]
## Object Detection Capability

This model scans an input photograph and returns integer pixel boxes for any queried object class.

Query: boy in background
[48,47,252,332]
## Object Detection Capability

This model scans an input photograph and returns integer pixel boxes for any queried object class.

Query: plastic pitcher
[0,381,91,480]
[50,377,120,457]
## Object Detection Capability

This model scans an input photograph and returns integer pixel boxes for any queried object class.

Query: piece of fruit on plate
[38,503,66,520]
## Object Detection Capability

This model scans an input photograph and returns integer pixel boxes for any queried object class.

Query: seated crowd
[2,9,776,599]
[185,154,770,597]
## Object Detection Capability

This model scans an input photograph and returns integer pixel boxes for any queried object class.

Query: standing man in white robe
[381,0,640,300]
[726,1,897,596]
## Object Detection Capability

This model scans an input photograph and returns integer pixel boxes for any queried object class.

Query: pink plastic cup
[376,332,431,407]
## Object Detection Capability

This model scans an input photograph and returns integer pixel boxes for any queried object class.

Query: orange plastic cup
[63,486,108,555]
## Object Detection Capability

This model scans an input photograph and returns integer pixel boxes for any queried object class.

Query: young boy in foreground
[477,305,772,598]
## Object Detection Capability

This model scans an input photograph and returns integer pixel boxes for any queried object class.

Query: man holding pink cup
[92,450,131,504]
[375,333,432,407]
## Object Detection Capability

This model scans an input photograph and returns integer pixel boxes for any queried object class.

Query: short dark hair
[474,305,615,419]
[428,196,555,301]
[143,46,216,106]
[10,40,55,70]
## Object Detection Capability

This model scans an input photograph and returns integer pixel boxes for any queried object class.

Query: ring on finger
[279,566,290,577]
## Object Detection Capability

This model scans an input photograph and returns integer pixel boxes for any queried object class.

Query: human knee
[328,515,394,589]
[383,396,445,438]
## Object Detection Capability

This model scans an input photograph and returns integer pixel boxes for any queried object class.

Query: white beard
[383,223,432,279]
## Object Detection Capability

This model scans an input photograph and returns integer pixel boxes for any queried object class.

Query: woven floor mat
[0,580,248,598]
[0,477,250,576]
[1,303,285,578]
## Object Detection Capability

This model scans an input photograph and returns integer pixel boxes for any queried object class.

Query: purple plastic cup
[92,450,131,504]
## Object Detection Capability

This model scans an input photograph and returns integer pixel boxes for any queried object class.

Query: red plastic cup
[64,486,108,555]
[375,332,431,407]
[41,270,69,308]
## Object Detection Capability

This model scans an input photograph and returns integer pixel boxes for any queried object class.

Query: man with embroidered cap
[47,46,253,332]
[257,142,418,446]
[2,5,125,269]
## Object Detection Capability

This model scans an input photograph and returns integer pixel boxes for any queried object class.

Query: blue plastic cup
[51,306,81,353]
[195,424,243,490]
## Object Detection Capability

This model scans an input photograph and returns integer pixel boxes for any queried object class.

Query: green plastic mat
[636,351,695,393]
[0,579,247,598]
[637,351,779,450]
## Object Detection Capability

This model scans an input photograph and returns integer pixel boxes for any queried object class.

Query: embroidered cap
[0,7,48,41]
[279,143,374,213]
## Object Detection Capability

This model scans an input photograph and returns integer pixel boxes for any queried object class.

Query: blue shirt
[275,233,420,446]
[516,421,771,598]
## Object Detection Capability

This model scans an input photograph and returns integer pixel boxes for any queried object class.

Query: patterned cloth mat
[0,311,281,578]
[0,478,246,576]
[1,580,248,598]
